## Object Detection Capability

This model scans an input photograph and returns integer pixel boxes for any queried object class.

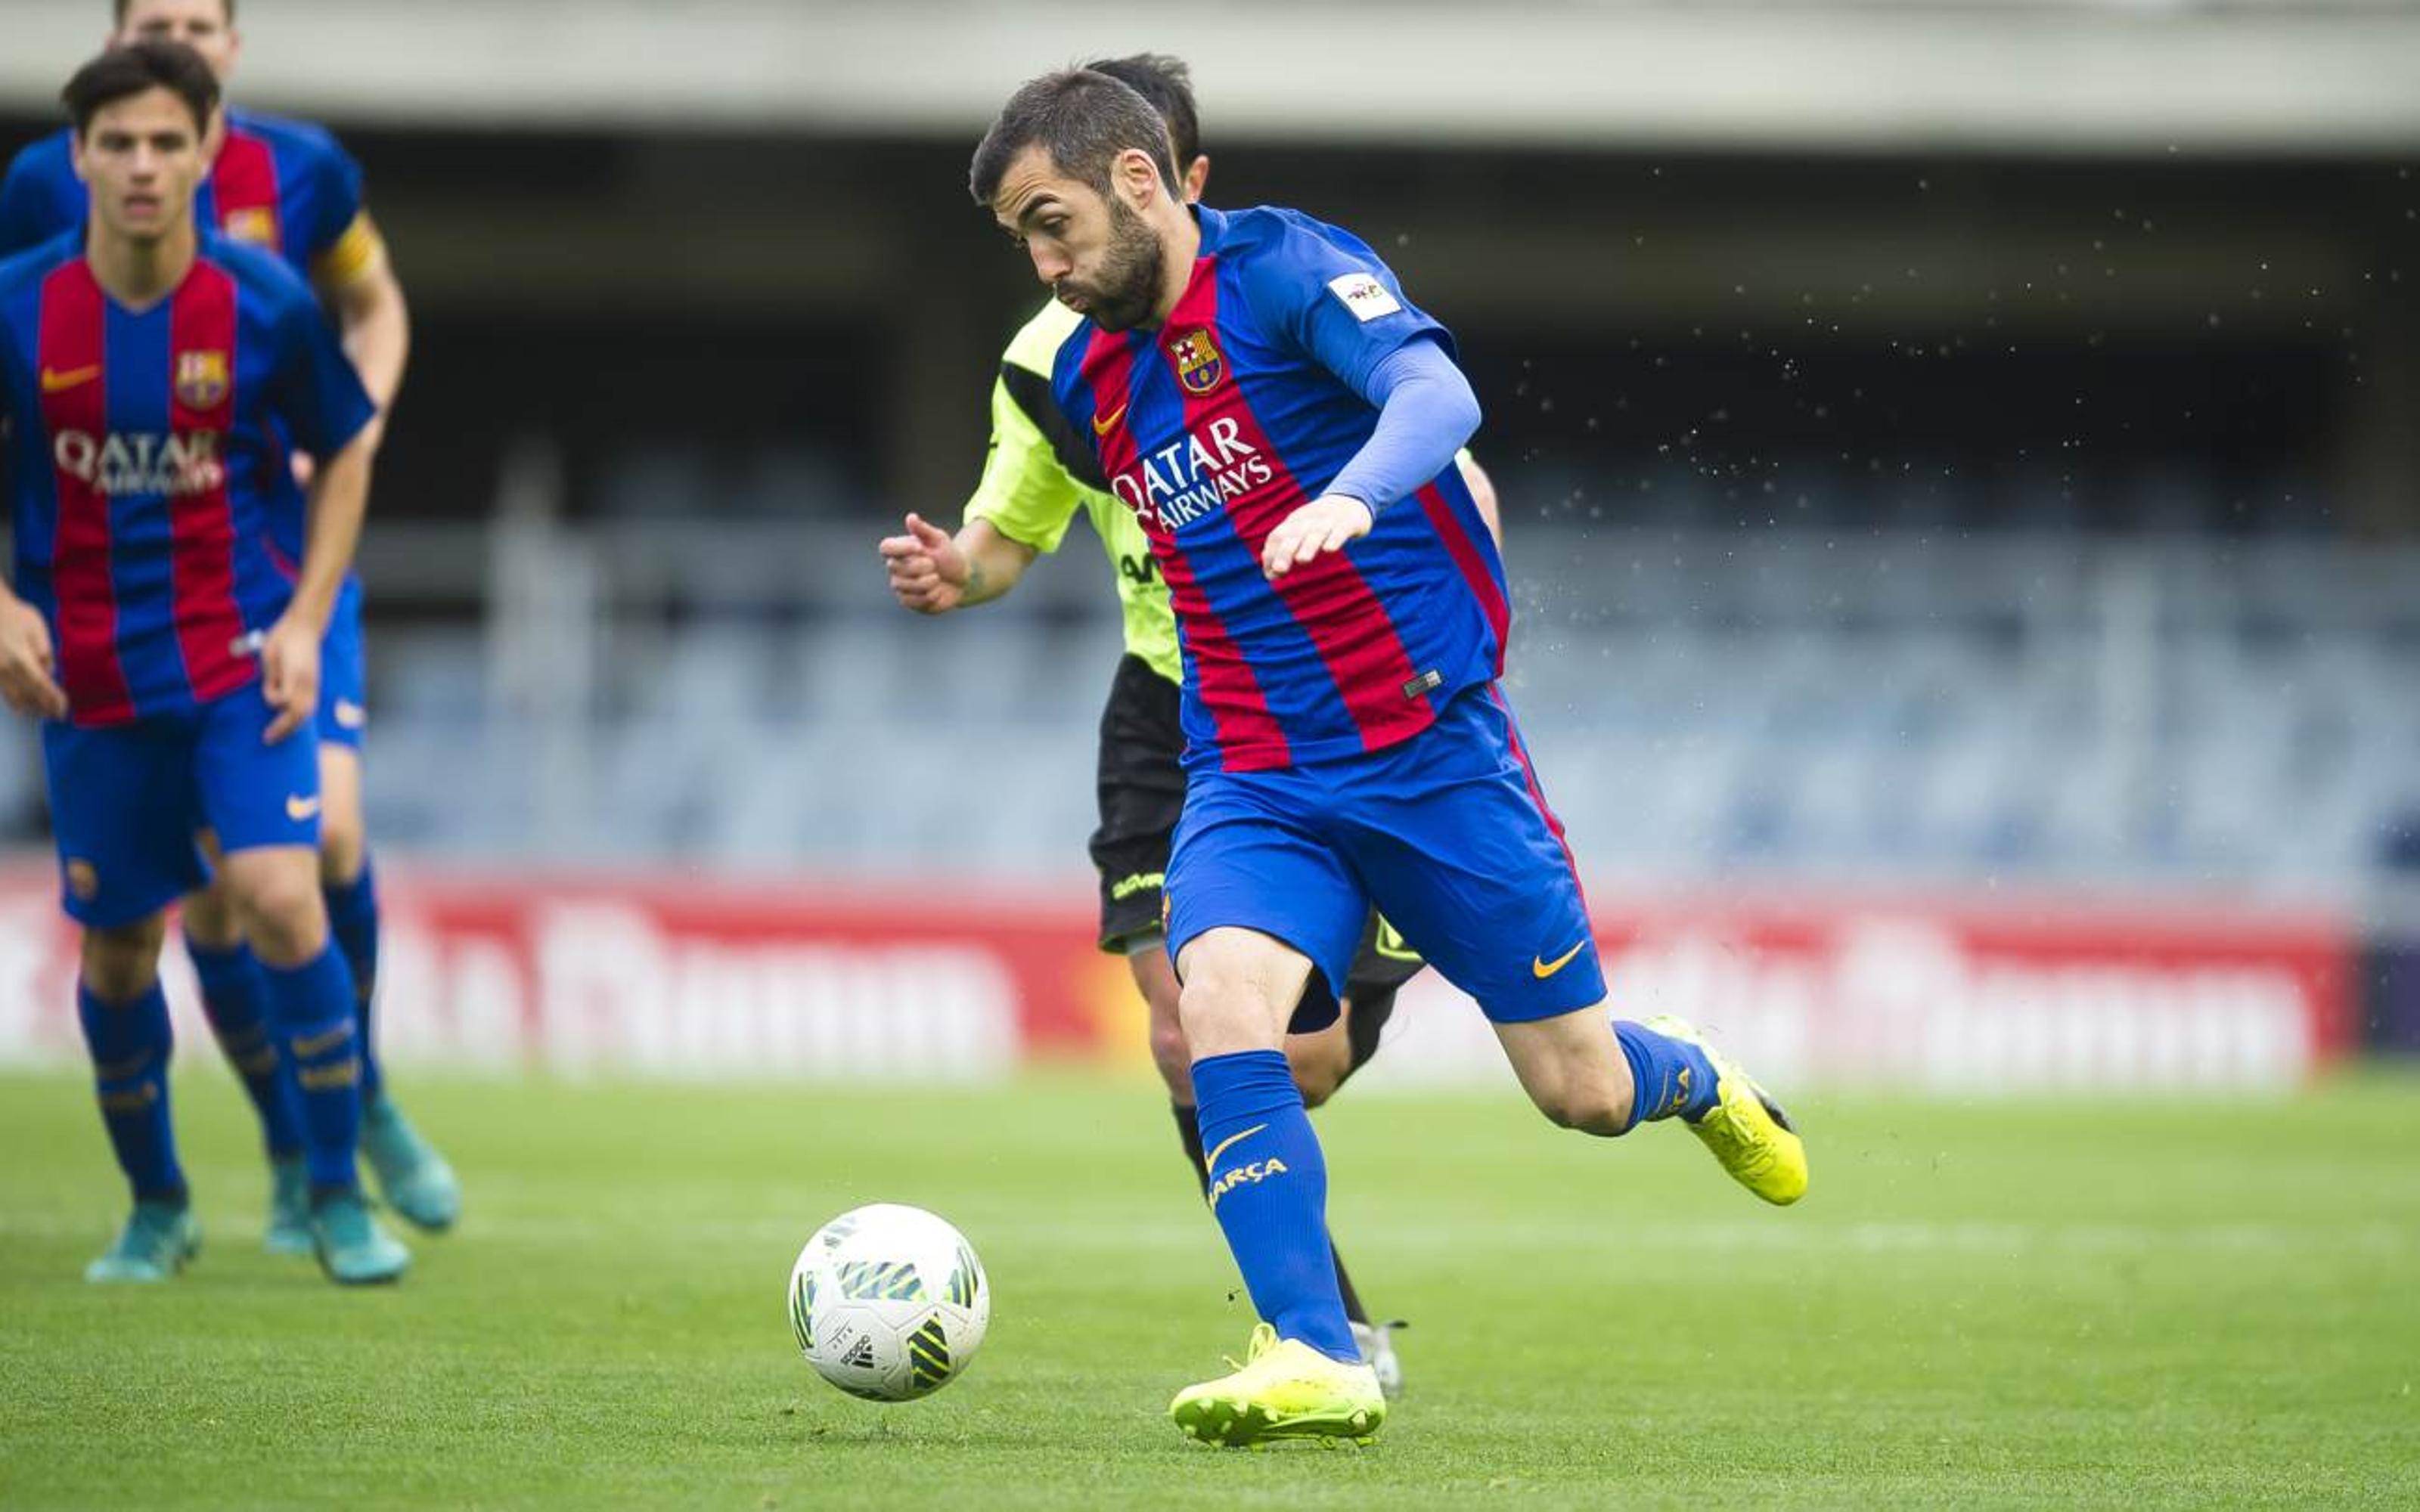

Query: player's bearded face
[1060,194,1164,333]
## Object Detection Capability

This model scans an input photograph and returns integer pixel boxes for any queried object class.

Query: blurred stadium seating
[13,476,2391,895]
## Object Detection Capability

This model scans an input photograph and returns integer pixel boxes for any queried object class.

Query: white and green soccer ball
[787,1204,990,1402]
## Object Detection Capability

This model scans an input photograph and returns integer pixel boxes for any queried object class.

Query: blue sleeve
[1324,338,1481,516]
[1241,216,1454,398]
[0,152,65,258]
[271,284,375,459]
[305,136,367,261]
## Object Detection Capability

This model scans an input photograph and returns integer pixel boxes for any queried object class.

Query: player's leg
[42,718,208,1281]
[1345,688,1806,1203]
[179,865,311,1254]
[1162,937,1385,1360]
[200,689,408,1284]
[320,745,459,1231]
[76,912,203,1281]
[313,585,459,1231]
[1164,777,1383,1447]
[1089,654,1386,1354]
[1131,939,1208,1171]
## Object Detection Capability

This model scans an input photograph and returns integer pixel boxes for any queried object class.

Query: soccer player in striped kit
[883,53,1500,1399]
[0,42,407,1284]
[0,0,455,1249]
[959,70,1810,1445]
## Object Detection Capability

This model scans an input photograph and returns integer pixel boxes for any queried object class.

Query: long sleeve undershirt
[1324,336,1481,516]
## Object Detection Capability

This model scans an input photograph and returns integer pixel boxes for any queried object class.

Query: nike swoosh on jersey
[1091,404,1129,436]
[40,364,101,393]
[286,795,322,822]
[1531,940,1588,979]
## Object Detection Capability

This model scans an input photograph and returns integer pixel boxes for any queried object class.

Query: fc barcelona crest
[175,351,230,411]
[1168,329,1225,395]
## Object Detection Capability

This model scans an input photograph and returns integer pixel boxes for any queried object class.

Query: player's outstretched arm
[0,590,67,720]
[880,515,1037,615]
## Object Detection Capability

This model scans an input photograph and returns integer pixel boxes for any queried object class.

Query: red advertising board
[0,866,2358,1091]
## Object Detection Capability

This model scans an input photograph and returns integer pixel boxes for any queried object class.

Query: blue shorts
[42,685,323,928]
[315,575,368,751]
[1166,683,1606,1030]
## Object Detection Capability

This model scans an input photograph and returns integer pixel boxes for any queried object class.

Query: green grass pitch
[2,1066,2416,1509]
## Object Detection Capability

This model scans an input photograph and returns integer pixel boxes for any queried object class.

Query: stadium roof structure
[2,0,2418,153]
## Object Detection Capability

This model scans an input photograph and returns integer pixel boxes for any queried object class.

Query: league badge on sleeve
[222,207,278,248]
[1169,329,1227,395]
[1328,272,1403,323]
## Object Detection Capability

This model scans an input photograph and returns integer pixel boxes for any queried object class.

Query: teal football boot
[85,1200,201,1283]
[311,1188,411,1285]
[361,1095,461,1233]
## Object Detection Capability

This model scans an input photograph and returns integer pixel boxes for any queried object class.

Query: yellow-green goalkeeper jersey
[963,299,1184,687]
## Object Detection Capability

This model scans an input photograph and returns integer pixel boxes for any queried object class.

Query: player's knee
[228,869,330,965]
[1175,976,1276,1060]
[79,917,166,999]
[179,881,242,951]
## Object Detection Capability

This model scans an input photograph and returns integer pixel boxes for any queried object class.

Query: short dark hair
[970,68,1181,207]
[1082,53,1202,169]
[113,0,237,24]
[64,40,219,138]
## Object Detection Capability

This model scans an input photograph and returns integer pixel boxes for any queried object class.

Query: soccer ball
[786,1204,990,1402]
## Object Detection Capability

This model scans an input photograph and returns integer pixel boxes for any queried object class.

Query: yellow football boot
[1170,1323,1386,1448]
[1644,1015,1808,1206]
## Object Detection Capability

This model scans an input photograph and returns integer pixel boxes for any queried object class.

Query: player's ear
[1113,147,1162,211]
[1183,155,1211,204]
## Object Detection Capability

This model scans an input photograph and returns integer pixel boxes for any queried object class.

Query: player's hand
[0,598,68,720]
[879,513,971,615]
[258,614,321,744]
[1261,494,1375,581]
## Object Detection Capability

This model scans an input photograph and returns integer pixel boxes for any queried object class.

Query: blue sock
[185,934,306,1160]
[260,946,363,1191]
[76,981,186,1204]
[1613,1020,1720,1132]
[1188,1049,1357,1364]
[321,863,383,1102]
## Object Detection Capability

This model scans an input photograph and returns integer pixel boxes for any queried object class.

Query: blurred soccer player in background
[964,68,1808,1445]
[0,42,408,1283]
[0,0,456,1249]
[883,54,1502,1397]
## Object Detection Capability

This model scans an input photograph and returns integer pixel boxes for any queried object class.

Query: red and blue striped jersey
[3,110,378,572]
[1049,204,1509,773]
[0,108,367,279]
[0,231,376,726]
